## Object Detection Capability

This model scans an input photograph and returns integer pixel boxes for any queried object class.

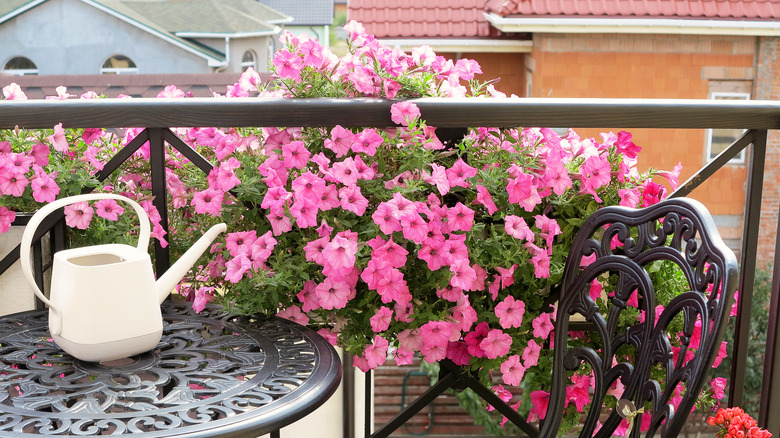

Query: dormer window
[241,51,256,72]
[101,55,138,74]
[3,57,38,75]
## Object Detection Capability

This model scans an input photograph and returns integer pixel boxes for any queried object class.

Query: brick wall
[441,52,527,97]
[754,36,780,266]
[527,33,756,254]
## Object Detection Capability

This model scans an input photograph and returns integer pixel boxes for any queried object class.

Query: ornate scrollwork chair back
[538,198,739,438]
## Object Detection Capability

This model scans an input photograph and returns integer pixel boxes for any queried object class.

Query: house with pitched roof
[351,0,780,265]
[0,0,290,76]
[349,0,532,96]
[258,0,334,47]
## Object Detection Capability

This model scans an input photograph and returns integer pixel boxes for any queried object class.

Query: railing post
[730,130,767,410]
[761,137,780,435]
[148,128,170,276]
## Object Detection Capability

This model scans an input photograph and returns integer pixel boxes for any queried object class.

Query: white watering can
[19,193,227,362]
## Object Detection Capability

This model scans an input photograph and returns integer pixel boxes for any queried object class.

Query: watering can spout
[156,223,227,304]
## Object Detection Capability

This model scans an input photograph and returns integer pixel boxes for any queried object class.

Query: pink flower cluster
[0,21,713,435]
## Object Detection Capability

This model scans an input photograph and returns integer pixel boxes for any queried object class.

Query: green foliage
[714,266,773,418]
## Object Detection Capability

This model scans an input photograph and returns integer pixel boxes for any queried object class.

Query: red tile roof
[348,0,500,38]
[485,0,780,20]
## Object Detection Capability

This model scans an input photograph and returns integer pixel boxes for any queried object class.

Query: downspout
[214,36,231,72]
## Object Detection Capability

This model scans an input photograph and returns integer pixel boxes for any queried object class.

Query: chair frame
[540,197,739,438]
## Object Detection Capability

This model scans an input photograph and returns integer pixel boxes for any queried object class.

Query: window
[3,56,38,75]
[706,92,750,163]
[241,50,256,72]
[101,55,138,74]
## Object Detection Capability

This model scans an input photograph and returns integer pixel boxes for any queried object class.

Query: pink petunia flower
[657,162,683,191]
[339,185,369,216]
[446,202,474,232]
[474,185,497,215]
[277,305,309,326]
[315,277,351,310]
[30,173,59,203]
[522,339,541,367]
[0,206,15,233]
[449,259,477,291]
[297,280,320,312]
[425,163,450,196]
[225,230,258,257]
[331,158,359,186]
[531,251,551,278]
[0,170,28,197]
[500,355,526,386]
[291,171,326,205]
[504,215,534,241]
[495,296,525,329]
[2,83,26,100]
[224,253,252,283]
[267,208,293,236]
[47,123,69,153]
[480,329,512,359]
[364,335,389,369]
[390,101,421,126]
[532,313,554,339]
[445,158,476,188]
[565,374,591,412]
[272,50,303,80]
[710,377,727,400]
[64,201,94,230]
[192,188,224,217]
[370,306,393,332]
[94,198,124,221]
[580,155,611,202]
[420,320,453,350]
[324,125,355,157]
[282,140,311,170]
[322,235,358,271]
[445,341,471,366]
[290,198,319,228]
[352,128,383,156]
[528,390,550,422]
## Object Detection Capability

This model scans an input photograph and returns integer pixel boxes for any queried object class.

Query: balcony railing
[0,97,778,436]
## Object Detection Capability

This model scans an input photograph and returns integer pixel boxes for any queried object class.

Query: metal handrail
[0,97,780,129]
[0,97,776,435]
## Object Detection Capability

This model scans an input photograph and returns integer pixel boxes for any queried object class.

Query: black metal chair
[539,197,739,438]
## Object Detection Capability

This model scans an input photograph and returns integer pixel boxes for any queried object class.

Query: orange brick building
[351,0,780,264]
[349,1,780,435]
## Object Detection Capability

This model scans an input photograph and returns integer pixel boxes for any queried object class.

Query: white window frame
[241,50,257,72]
[100,55,138,75]
[3,56,38,76]
[705,92,750,164]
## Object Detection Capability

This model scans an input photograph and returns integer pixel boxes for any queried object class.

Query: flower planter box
[0,215,59,316]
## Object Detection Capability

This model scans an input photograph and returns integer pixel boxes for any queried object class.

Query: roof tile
[484,0,780,20]
[349,0,499,38]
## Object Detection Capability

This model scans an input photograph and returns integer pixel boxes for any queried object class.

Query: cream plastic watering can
[19,193,227,362]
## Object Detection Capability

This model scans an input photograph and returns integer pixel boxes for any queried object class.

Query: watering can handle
[19,194,151,317]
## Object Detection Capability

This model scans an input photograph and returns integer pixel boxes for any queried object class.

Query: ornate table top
[0,301,342,437]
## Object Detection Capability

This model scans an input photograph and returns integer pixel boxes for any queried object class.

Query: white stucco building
[0,0,292,76]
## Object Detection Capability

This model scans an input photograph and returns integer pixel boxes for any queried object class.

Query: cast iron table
[0,301,341,437]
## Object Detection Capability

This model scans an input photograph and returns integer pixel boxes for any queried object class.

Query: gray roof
[257,0,333,26]
[0,0,41,20]
[103,0,289,34]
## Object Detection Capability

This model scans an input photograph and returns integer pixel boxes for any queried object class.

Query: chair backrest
[538,197,739,438]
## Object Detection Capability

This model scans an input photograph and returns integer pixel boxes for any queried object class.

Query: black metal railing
[1,97,779,436]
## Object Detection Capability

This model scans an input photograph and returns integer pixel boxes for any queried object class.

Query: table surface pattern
[0,301,341,437]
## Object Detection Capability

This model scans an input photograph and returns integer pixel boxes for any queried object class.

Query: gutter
[175,29,281,39]
[379,38,532,53]
[484,12,780,36]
